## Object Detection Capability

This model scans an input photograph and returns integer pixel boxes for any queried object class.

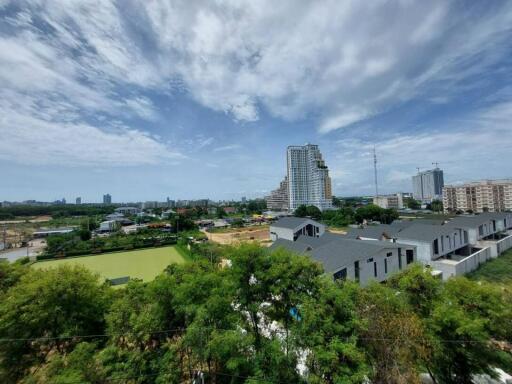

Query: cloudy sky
[1,0,512,202]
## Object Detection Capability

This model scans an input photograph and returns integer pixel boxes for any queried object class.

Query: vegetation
[468,249,512,283]
[0,204,116,219]
[404,198,421,210]
[33,245,186,283]
[1,246,511,383]
[295,203,398,227]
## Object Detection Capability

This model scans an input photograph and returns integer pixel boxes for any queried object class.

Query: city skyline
[2,1,512,201]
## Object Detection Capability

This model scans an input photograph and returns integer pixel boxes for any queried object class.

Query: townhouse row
[269,212,512,285]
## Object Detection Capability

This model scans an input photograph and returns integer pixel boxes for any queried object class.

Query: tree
[425,278,511,384]
[298,279,367,383]
[294,205,322,220]
[358,282,429,384]
[215,207,226,218]
[354,204,398,224]
[405,198,421,210]
[0,266,110,381]
[430,200,443,213]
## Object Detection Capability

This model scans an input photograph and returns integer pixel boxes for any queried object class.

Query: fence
[496,234,512,255]
[433,247,492,280]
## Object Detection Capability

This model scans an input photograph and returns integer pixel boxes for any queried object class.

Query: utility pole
[373,146,379,198]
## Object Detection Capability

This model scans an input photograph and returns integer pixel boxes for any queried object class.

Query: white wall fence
[433,247,492,280]
[496,234,512,255]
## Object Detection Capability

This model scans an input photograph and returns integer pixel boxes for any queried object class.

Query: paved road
[0,247,38,262]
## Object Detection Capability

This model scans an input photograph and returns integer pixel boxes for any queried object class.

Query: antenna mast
[373,146,379,198]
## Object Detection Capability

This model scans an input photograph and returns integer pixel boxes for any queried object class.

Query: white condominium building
[443,179,512,213]
[287,144,333,211]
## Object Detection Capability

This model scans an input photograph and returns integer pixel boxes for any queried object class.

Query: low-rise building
[373,194,404,210]
[270,230,416,286]
[115,207,140,215]
[269,217,325,242]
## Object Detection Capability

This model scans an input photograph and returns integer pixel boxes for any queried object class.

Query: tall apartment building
[443,179,512,213]
[266,176,289,211]
[75,197,81,205]
[412,168,444,202]
[103,194,112,204]
[287,144,333,211]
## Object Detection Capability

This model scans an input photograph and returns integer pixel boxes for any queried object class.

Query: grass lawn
[33,246,185,284]
[467,249,512,283]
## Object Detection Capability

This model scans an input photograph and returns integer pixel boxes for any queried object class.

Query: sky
[1,0,512,203]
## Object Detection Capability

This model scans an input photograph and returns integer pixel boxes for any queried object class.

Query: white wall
[332,247,416,286]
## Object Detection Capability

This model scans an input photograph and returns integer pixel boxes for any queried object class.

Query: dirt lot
[203,226,270,245]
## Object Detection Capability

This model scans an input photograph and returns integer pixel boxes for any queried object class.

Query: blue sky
[1,1,512,203]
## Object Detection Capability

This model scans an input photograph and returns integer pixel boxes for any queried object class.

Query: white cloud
[213,144,242,152]
[2,0,511,137]
[329,101,512,194]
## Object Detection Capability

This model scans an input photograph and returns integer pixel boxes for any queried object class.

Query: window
[384,258,388,274]
[333,268,347,281]
[367,257,374,263]
[386,252,393,257]
[433,239,439,254]
[354,261,360,282]
[406,249,414,264]
[373,262,378,278]
[398,248,402,270]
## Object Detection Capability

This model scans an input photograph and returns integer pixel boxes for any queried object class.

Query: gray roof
[345,224,399,240]
[397,223,460,242]
[473,212,510,220]
[295,232,343,247]
[445,215,492,228]
[270,216,313,230]
[310,238,400,273]
[270,232,402,274]
[268,238,312,254]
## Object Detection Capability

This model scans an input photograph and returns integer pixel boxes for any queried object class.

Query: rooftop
[270,216,316,230]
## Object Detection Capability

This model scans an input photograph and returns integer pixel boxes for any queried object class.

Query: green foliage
[468,249,512,283]
[354,204,399,224]
[1,244,512,383]
[294,205,322,220]
[321,207,355,227]
[0,266,111,381]
[0,204,115,218]
[404,198,421,210]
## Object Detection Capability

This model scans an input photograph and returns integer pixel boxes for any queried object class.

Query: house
[445,215,499,245]
[270,232,416,286]
[114,207,140,215]
[269,217,325,242]
[394,223,469,264]
[98,220,119,232]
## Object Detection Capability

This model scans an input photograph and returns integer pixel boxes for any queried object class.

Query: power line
[0,326,498,344]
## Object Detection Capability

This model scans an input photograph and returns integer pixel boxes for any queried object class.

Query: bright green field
[33,246,185,284]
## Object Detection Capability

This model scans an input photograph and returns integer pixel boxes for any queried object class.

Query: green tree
[298,279,367,383]
[404,198,421,210]
[426,278,511,384]
[0,266,110,381]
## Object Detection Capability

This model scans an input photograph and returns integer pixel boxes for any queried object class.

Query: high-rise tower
[287,144,333,211]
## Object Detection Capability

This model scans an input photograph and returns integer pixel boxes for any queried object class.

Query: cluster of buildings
[270,212,512,285]
[266,144,333,212]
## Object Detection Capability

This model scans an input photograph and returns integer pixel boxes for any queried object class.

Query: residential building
[269,218,416,286]
[103,194,112,204]
[270,216,325,242]
[287,144,333,211]
[373,193,404,209]
[265,176,289,211]
[115,207,140,215]
[412,168,444,202]
[75,197,81,205]
[443,179,512,213]
[99,220,119,232]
